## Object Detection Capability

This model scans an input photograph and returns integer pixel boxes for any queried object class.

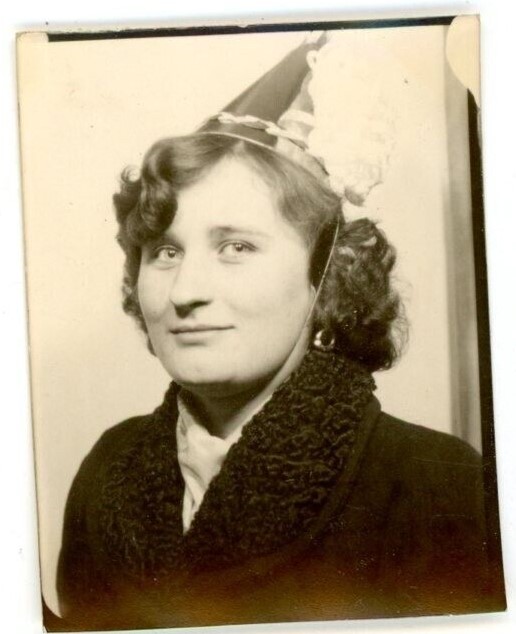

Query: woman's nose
[168,252,213,312]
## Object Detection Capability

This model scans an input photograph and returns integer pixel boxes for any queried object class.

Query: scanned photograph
[17,15,506,631]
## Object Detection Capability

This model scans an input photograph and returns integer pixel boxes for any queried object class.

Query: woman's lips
[170,325,234,343]
[170,325,233,334]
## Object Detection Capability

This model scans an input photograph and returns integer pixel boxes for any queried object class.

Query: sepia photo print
[16,14,506,631]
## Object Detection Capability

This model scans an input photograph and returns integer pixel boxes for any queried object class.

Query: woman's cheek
[232,269,310,322]
[138,270,170,322]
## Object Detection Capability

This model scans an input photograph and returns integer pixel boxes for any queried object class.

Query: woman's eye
[153,246,180,263]
[220,242,254,258]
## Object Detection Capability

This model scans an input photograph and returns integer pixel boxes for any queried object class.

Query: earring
[313,329,335,352]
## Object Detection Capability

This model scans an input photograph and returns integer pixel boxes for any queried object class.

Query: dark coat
[55,351,505,631]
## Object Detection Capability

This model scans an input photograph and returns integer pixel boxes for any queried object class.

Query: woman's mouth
[170,325,234,343]
[170,325,233,334]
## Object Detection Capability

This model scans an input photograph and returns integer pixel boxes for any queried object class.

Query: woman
[56,35,503,631]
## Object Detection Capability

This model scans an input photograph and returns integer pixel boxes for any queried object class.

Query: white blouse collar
[176,391,255,532]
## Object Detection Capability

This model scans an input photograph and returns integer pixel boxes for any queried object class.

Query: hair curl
[113,134,404,372]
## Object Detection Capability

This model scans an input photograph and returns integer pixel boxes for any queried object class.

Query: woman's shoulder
[95,413,153,448]
[370,410,481,467]
[356,407,482,501]
[90,414,153,456]
[69,414,155,492]
[338,407,487,557]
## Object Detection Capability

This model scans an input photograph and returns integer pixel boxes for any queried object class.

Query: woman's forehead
[170,157,289,235]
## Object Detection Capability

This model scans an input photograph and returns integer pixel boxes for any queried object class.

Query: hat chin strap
[276,217,340,385]
[287,218,341,359]
[301,216,340,337]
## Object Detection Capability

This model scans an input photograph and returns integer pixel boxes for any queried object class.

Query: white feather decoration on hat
[306,31,400,209]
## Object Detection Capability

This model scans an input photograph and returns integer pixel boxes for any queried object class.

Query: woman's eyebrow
[209,225,270,240]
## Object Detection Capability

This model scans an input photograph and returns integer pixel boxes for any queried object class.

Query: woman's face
[137,156,315,396]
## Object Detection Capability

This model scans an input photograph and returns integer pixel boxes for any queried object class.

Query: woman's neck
[183,336,310,439]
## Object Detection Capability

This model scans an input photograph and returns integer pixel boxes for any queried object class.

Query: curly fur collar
[98,350,375,582]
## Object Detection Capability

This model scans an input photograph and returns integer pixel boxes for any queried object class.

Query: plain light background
[2,1,516,634]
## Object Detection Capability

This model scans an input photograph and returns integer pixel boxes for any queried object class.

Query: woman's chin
[164,357,240,395]
[157,345,296,398]
[165,361,271,400]
[173,373,232,394]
